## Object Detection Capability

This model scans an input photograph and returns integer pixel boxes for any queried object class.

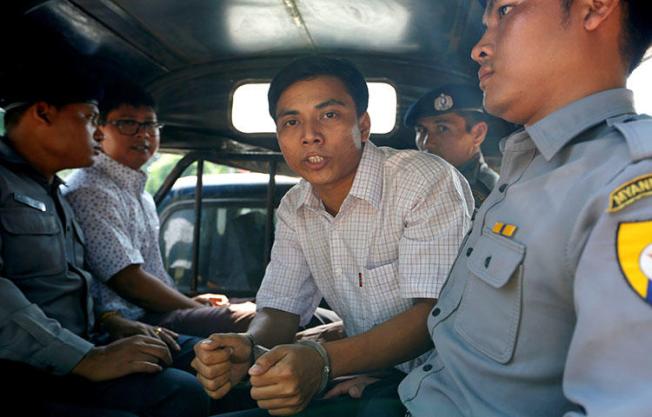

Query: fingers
[127,360,163,374]
[195,365,231,393]
[201,379,232,400]
[193,341,233,366]
[195,293,229,306]
[193,296,213,306]
[195,334,251,364]
[250,382,298,401]
[249,347,286,377]
[252,386,308,417]
[156,328,180,352]
[195,333,245,351]
[323,375,379,399]
[205,293,229,306]
[191,354,232,379]
[323,380,351,399]
[135,336,174,366]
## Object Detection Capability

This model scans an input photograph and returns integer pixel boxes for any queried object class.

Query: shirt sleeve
[255,193,322,326]
[398,163,473,299]
[0,277,94,375]
[65,187,144,282]
[563,168,652,417]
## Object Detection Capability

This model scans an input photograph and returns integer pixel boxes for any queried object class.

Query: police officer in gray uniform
[399,0,652,416]
[404,83,499,207]
[0,66,209,417]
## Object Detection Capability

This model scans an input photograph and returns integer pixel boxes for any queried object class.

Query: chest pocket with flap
[0,207,66,278]
[454,228,525,364]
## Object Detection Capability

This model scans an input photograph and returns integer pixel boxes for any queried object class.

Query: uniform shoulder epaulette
[607,115,652,213]
[612,115,652,162]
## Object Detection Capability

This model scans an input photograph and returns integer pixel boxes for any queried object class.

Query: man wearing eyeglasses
[64,80,257,347]
[0,66,211,417]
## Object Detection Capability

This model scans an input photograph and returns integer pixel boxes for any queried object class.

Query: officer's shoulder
[610,114,652,163]
[598,115,652,214]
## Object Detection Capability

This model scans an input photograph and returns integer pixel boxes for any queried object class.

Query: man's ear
[32,101,55,125]
[470,121,488,146]
[580,0,620,31]
[358,112,371,143]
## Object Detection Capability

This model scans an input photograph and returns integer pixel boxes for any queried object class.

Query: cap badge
[434,93,454,112]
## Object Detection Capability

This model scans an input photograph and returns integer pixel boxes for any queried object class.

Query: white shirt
[256,141,473,372]
[64,152,174,320]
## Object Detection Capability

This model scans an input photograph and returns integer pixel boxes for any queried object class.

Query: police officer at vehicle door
[404,83,499,207]
[399,0,652,416]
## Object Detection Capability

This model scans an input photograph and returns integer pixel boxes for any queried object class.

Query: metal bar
[153,151,200,205]
[190,159,204,295]
[153,151,285,205]
[264,160,277,265]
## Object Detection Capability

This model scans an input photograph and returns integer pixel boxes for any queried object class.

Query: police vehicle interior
[0,0,513,297]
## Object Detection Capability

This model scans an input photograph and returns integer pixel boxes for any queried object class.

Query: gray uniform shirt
[399,89,652,417]
[0,138,94,375]
[458,153,499,208]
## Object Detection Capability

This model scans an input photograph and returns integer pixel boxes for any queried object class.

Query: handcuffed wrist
[297,340,331,395]
[244,333,256,366]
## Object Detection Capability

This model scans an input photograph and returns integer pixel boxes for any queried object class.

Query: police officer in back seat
[0,64,209,417]
[404,83,500,207]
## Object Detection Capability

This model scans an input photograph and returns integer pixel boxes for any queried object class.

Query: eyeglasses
[103,119,164,136]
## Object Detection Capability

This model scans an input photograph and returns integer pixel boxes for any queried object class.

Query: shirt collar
[457,153,482,182]
[93,152,148,194]
[525,88,636,161]
[347,141,383,210]
[0,136,60,187]
[0,136,28,165]
[298,141,384,211]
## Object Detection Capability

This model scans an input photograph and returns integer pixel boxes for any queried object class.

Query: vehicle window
[231,81,397,134]
[160,202,270,296]
[146,154,238,194]
[0,108,5,136]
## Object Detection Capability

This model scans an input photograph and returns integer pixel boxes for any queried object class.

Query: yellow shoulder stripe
[608,173,652,213]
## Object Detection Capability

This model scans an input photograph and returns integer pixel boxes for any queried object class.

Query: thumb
[249,347,286,376]
[348,383,364,399]
[195,336,222,352]
[194,334,241,355]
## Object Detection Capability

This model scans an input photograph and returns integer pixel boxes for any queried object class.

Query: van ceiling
[1,1,508,155]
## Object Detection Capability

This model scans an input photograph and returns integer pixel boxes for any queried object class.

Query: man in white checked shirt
[193,56,473,417]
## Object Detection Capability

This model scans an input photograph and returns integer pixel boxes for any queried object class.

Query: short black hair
[619,0,652,73]
[562,0,652,73]
[1,62,102,133]
[458,111,491,133]
[267,56,368,120]
[99,79,156,120]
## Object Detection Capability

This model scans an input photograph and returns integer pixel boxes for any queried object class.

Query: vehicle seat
[209,210,267,292]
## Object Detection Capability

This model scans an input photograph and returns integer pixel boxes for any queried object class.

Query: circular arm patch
[616,220,652,305]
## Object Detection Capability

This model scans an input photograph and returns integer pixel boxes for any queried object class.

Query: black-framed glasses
[104,119,164,136]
